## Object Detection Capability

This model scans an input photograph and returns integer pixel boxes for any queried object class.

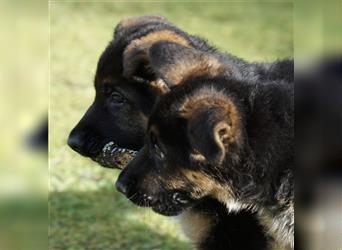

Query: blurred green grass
[50,2,292,249]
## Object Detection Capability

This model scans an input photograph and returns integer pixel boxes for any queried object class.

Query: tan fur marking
[164,169,216,198]
[150,78,170,94]
[163,55,227,86]
[189,152,206,162]
[183,170,216,195]
[258,204,294,250]
[180,87,243,156]
[167,168,245,223]
[178,210,212,247]
[180,170,235,202]
[123,30,192,78]
[136,30,190,48]
[165,177,186,190]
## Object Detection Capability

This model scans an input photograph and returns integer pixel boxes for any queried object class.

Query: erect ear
[182,92,241,166]
[149,41,228,87]
[122,30,191,82]
[187,109,231,166]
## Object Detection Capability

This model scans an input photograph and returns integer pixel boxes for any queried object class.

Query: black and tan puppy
[116,42,294,249]
[68,16,291,250]
[67,15,220,169]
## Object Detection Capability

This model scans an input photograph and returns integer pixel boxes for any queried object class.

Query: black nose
[116,179,129,195]
[67,132,84,155]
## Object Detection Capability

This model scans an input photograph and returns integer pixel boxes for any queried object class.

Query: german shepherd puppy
[68,16,291,249]
[67,15,221,168]
[116,41,294,249]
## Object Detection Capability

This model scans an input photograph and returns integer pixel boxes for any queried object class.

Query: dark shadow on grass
[49,187,192,250]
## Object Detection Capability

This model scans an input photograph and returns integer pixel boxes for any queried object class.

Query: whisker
[127,192,137,200]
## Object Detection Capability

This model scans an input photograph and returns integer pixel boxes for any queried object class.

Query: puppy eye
[110,91,125,104]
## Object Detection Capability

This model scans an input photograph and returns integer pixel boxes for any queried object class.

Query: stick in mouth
[92,141,137,169]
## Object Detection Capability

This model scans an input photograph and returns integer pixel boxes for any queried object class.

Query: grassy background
[50,2,293,249]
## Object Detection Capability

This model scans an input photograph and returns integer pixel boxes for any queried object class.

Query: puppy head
[69,17,192,168]
[116,43,245,216]
[148,42,242,167]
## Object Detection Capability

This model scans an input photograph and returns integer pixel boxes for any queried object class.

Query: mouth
[92,141,137,169]
[151,204,186,216]
[129,191,194,217]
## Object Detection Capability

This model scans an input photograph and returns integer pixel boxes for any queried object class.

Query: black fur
[68,16,292,250]
[192,199,268,250]
[116,41,294,249]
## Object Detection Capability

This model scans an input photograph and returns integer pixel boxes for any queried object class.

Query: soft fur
[68,15,293,250]
[116,41,294,249]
